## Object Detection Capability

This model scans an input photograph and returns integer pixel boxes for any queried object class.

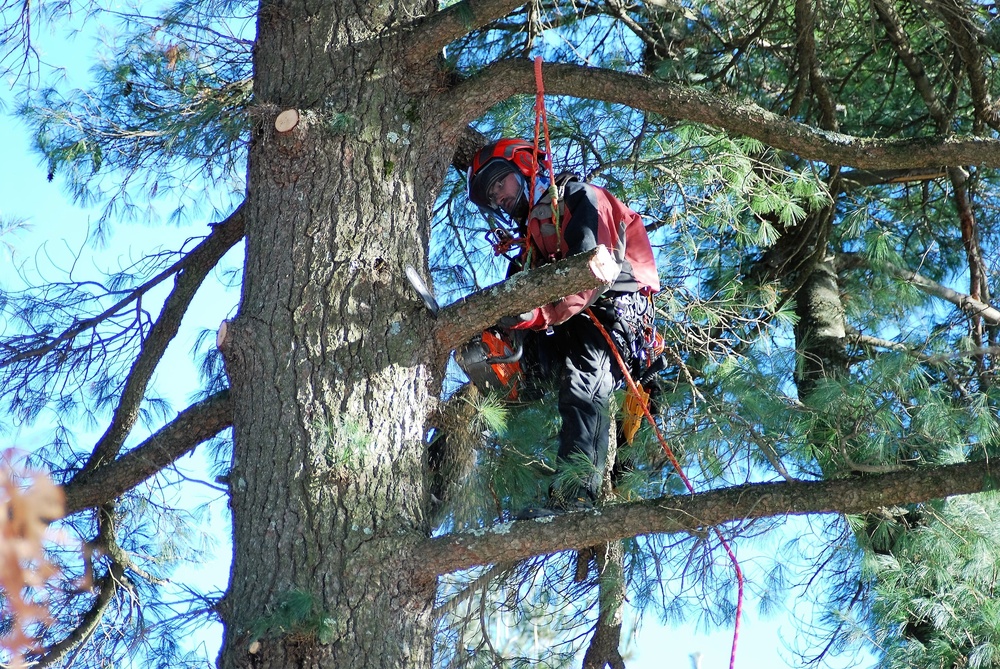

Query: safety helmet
[467,139,547,221]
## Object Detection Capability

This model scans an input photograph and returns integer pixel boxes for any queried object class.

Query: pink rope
[586,309,744,669]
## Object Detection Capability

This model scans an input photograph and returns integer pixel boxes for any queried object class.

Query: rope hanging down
[483,57,555,262]
[585,309,745,669]
[528,67,747,667]
[531,57,561,252]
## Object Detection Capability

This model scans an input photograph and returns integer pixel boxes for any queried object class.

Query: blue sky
[0,10,881,669]
[0,95,236,663]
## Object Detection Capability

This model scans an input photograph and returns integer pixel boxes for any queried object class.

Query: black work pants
[532,311,624,502]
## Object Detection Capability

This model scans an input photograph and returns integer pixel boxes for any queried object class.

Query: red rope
[532,57,561,250]
[486,228,527,257]
[529,60,745,664]
[586,309,745,669]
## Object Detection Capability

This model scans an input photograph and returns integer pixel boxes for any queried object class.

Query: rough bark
[581,541,626,669]
[793,253,847,398]
[402,0,526,64]
[217,0,452,666]
[433,245,619,351]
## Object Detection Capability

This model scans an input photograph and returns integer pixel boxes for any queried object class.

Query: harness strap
[527,172,577,261]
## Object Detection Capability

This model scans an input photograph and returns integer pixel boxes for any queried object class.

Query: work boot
[514,492,593,520]
[514,505,558,520]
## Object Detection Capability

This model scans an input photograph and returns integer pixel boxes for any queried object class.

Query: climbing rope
[531,56,562,253]
[526,64,745,667]
[585,309,744,669]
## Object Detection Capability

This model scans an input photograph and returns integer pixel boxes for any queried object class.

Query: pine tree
[2,1,1000,667]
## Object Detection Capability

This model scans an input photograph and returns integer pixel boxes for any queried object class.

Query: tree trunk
[217,0,450,666]
[793,253,847,399]
[581,541,626,669]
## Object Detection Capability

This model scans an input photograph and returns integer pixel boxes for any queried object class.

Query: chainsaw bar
[405,266,440,317]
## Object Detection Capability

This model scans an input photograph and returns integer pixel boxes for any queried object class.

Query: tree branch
[871,0,992,323]
[795,0,838,130]
[64,390,232,515]
[839,167,946,189]
[81,206,244,473]
[32,505,128,669]
[436,59,1000,169]
[30,561,126,669]
[872,0,950,129]
[433,245,619,351]
[0,204,243,371]
[403,0,527,65]
[413,459,995,577]
[932,0,998,132]
[452,126,491,173]
[884,260,1000,325]
[581,542,626,669]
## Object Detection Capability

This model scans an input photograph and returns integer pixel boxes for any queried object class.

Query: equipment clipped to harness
[621,384,649,445]
[485,227,526,260]
[455,329,523,400]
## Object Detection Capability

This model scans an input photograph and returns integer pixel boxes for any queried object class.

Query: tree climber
[467,138,661,518]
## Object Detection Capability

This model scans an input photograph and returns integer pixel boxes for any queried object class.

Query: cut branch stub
[433,245,618,351]
[274,109,300,133]
[217,319,230,350]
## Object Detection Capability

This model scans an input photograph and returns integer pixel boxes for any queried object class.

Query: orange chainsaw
[405,265,522,399]
[454,328,523,399]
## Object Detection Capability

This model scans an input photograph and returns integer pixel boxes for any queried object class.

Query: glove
[499,311,533,329]
[498,309,544,330]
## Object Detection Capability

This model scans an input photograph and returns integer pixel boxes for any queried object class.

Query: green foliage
[316,415,374,468]
[17,1,253,236]
[429,385,513,527]
[6,0,1000,666]
[861,496,1000,669]
[432,4,1000,654]
[475,397,559,516]
[250,590,337,644]
[469,390,509,435]
[325,112,358,135]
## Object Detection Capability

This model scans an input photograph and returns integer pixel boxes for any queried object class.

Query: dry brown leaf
[0,456,66,667]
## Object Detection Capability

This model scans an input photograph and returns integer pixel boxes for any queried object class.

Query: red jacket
[514,178,659,330]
